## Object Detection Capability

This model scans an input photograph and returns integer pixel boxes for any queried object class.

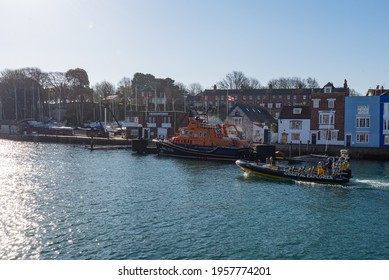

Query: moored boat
[153,112,252,161]
[236,155,351,184]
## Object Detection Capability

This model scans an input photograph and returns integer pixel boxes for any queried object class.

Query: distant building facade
[200,87,312,119]
[226,103,276,143]
[309,82,349,145]
[344,96,381,147]
[278,106,311,144]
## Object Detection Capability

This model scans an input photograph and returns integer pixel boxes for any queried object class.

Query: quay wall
[0,133,130,146]
[2,133,389,160]
[275,143,389,160]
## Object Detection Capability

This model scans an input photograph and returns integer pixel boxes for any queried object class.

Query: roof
[279,106,311,119]
[314,82,349,94]
[202,88,314,97]
[229,103,276,124]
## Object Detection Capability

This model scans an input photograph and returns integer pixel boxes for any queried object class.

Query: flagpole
[226,89,229,117]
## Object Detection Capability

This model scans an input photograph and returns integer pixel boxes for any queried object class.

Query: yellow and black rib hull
[236,160,349,184]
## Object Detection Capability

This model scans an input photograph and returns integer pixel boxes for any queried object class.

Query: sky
[1,0,389,94]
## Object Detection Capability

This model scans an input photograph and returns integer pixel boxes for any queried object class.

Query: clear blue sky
[1,0,389,94]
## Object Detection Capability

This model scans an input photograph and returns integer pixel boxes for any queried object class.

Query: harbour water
[1,139,389,260]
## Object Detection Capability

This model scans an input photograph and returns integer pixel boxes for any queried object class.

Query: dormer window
[324,86,332,93]
[293,108,302,114]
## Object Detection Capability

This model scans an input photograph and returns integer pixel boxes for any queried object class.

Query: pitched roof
[229,103,276,124]
[314,82,348,94]
[202,88,314,97]
[279,106,311,119]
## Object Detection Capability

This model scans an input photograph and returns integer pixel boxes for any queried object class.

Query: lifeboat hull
[153,139,252,161]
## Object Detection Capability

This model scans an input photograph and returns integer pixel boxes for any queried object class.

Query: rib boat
[236,155,351,184]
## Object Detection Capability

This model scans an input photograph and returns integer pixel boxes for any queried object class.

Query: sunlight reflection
[0,141,43,259]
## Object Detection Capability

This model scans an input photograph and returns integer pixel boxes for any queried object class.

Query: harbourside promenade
[1,133,389,160]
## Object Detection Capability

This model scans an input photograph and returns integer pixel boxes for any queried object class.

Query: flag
[228,95,234,101]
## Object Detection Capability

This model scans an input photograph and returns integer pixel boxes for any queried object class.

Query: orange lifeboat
[153,113,252,161]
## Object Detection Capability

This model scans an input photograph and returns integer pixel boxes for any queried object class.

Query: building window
[293,108,302,114]
[276,103,281,109]
[320,130,330,141]
[358,105,369,115]
[268,103,273,109]
[319,112,334,125]
[162,116,171,123]
[384,119,389,130]
[324,86,332,93]
[356,117,370,128]
[303,95,307,100]
[249,95,252,100]
[385,135,389,145]
[327,99,335,108]
[291,133,300,140]
[356,133,369,143]
[290,120,302,130]
[313,99,320,108]
[331,131,338,141]
[384,103,389,116]
[234,118,242,125]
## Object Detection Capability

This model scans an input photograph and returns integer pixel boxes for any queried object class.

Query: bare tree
[94,80,116,100]
[247,77,263,89]
[268,77,319,89]
[217,71,249,90]
[306,77,319,88]
[187,83,203,95]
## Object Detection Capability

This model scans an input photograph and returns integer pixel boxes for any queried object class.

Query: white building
[278,106,311,144]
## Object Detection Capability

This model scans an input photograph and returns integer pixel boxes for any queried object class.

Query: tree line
[0,67,325,125]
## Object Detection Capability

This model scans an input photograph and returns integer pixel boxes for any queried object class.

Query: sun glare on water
[0,141,43,259]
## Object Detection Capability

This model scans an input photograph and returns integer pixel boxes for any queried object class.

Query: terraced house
[200,81,349,146]
[309,81,349,145]
[345,87,389,147]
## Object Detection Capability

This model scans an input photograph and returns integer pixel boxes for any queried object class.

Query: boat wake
[352,178,389,189]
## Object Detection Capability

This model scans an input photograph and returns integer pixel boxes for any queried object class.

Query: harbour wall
[274,143,389,160]
[1,133,389,160]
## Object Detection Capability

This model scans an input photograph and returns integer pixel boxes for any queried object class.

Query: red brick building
[310,81,349,145]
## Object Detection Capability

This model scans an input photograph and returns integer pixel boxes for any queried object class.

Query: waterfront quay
[1,132,389,160]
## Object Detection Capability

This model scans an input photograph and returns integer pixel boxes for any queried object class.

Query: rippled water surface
[1,139,389,259]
